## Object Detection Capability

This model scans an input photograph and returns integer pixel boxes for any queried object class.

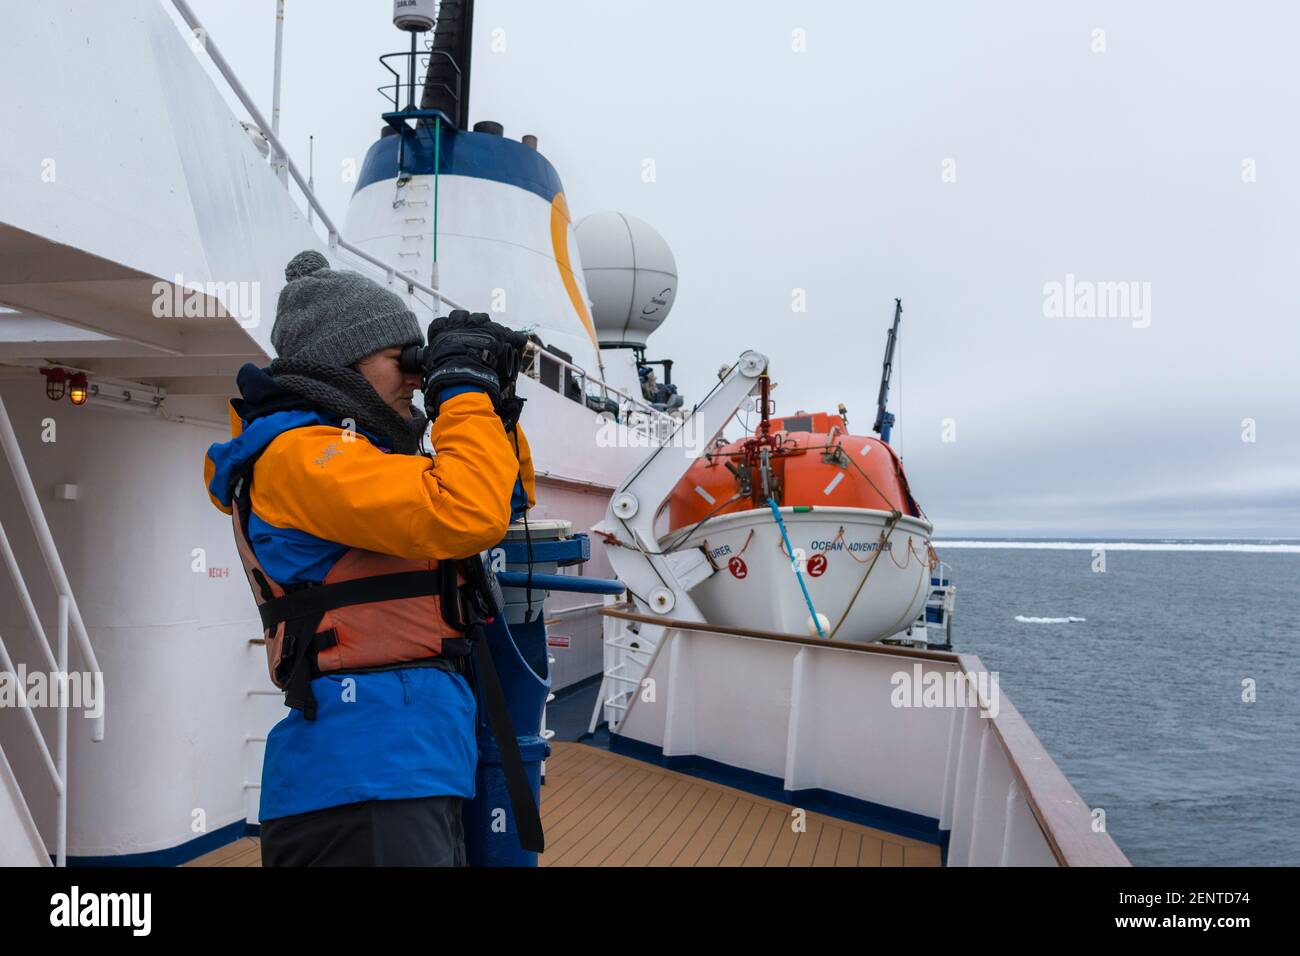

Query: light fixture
[68,373,89,406]
[40,367,67,401]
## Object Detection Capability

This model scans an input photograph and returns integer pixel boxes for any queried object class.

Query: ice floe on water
[1015,615,1087,624]
[934,540,1300,553]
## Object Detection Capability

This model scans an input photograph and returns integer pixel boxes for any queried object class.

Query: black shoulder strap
[441,560,545,854]
[257,571,444,629]
[234,450,448,629]
[471,625,546,854]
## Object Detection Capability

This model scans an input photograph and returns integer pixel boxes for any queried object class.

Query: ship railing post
[948,704,979,865]
[1000,780,1022,865]
[56,594,69,867]
[939,701,960,832]
[782,646,809,792]
[966,721,993,865]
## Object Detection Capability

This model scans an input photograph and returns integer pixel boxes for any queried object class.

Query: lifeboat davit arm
[593,350,769,622]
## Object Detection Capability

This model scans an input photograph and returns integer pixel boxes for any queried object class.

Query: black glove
[423,310,529,425]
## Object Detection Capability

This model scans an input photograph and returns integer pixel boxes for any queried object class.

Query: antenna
[307,134,314,225]
[270,0,287,186]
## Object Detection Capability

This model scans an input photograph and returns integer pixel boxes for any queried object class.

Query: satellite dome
[575,212,677,349]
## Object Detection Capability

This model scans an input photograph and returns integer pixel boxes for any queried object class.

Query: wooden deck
[539,742,938,867]
[183,836,262,867]
[186,741,940,867]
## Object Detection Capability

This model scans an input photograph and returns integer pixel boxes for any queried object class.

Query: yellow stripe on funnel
[549,192,598,348]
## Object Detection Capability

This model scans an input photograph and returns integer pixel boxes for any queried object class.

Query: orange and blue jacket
[204,364,535,821]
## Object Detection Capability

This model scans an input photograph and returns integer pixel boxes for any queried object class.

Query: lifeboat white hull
[665,506,934,643]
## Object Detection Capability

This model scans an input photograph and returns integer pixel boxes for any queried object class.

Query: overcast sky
[174,0,1300,538]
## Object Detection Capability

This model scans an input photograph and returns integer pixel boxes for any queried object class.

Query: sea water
[933,539,1300,866]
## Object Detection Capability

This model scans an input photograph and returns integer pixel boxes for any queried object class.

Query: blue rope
[766,497,825,638]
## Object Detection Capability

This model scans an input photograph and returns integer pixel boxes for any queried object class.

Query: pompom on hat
[270,249,422,367]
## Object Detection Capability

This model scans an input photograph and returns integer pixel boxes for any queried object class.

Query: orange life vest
[231,463,472,720]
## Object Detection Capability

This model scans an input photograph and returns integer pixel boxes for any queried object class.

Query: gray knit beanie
[271,250,423,366]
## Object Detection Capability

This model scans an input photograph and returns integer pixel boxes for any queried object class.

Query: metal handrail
[522,342,675,429]
[0,395,105,867]
[378,49,461,112]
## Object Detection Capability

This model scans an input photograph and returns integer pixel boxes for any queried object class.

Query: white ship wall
[0,377,251,858]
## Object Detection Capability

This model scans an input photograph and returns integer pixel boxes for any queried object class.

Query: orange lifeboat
[667,409,923,534]
[660,394,935,643]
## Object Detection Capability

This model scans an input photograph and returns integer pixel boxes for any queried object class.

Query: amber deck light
[68,372,89,406]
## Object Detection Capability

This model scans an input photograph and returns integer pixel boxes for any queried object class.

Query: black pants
[260,796,466,866]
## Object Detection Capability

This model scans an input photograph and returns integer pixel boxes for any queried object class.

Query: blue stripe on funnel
[354,123,565,202]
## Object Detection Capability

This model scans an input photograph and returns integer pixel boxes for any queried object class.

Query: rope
[873,551,933,641]
[840,443,899,511]
[704,528,755,562]
[662,492,744,553]
[827,509,902,640]
[766,497,825,639]
[885,535,916,570]
[596,490,743,559]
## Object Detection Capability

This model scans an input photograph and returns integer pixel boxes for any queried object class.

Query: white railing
[522,343,677,435]
[599,605,1130,867]
[0,394,106,866]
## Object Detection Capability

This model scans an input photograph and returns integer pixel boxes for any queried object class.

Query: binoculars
[398,311,531,430]
[397,313,531,394]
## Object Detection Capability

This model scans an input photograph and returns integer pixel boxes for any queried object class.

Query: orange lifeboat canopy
[667,410,922,534]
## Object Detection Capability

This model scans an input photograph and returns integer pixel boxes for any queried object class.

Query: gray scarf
[268,357,427,455]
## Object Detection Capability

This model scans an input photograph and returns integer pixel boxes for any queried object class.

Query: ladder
[0,394,105,866]
[589,598,663,734]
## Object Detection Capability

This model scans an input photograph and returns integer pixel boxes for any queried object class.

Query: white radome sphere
[575,211,677,348]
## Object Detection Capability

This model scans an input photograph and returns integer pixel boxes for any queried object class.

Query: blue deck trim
[355,122,565,202]
[64,818,256,868]
[608,733,946,847]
